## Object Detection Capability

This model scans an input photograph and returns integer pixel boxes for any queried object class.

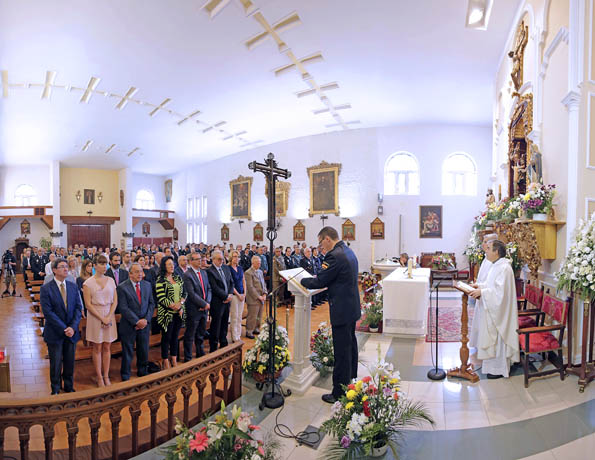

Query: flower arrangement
[520,183,556,218]
[163,402,280,460]
[321,345,433,459]
[505,241,523,273]
[472,212,489,231]
[464,231,484,265]
[431,254,455,270]
[310,322,334,376]
[556,213,595,301]
[361,272,379,303]
[242,322,290,381]
[361,292,383,329]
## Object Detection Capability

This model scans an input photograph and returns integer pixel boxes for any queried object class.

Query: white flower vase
[370,443,389,457]
[369,326,379,333]
[532,213,547,221]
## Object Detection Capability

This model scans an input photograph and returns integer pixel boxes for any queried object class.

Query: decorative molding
[61,216,120,225]
[587,92,595,169]
[561,90,581,112]
[539,27,570,79]
[585,197,595,218]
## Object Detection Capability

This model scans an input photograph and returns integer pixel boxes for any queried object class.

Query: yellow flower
[355,381,363,392]
[226,420,233,428]
[345,402,354,410]
[257,365,266,374]
[389,378,399,385]
[362,395,368,402]
[523,194,531,202]
[346,390,357,400]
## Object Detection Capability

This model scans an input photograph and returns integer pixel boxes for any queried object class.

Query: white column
[119,168,133,250]
[283,284,320,396]
[49,160,63,246]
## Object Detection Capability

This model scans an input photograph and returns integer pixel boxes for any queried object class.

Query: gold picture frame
[342,219,355,241]
[230,175,253,220]
[370,217,385,240]
[265,181,291,217]
[307,161,341,217]
[253,223,264,242]
[221,224,229,242]
[293,220,305,241]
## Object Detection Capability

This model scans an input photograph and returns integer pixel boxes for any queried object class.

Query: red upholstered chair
[517,282,545,329]
[517,292,570,388]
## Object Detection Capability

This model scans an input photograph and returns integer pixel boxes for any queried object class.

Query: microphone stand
[427,280,446,380]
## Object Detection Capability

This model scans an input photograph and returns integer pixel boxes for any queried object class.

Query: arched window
[384,152,420,195]
[442,152,477,196]
[135,189,155,209]
[14,184,37,206]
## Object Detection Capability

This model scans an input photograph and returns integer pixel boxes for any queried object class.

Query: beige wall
[60,168,120,217]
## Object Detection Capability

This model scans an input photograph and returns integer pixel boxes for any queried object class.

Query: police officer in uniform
[301,226,360,404]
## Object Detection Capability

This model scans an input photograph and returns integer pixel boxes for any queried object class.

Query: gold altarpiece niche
[508,93,533,198]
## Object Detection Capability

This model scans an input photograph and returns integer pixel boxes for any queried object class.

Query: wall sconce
[98,192,103,203]
[75,190,82,202]
[238,220,245,230]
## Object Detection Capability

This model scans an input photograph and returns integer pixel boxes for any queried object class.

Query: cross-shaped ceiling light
[245,11,301,52]
[114,86,138,110]
[148,98,171,117]
[79,76,101,103]
[41,70,57,99]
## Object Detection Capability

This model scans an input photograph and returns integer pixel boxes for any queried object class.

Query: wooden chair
[517,292,570,388]
[517,281,544,329]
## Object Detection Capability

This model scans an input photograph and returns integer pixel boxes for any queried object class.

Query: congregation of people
[16,240,327,394]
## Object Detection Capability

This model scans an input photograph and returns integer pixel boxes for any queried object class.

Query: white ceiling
[0,0,520,174]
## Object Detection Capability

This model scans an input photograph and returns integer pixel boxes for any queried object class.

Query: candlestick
[498,184,502,201]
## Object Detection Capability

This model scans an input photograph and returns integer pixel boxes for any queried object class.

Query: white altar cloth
[382,267,430,335]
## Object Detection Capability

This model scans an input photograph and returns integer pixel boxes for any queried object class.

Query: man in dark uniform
[301,226,360,404]
[30,247,45,281]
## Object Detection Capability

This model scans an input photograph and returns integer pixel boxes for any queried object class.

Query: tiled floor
[2,283,593,459]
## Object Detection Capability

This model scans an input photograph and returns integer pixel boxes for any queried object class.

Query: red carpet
[425,305,475,342]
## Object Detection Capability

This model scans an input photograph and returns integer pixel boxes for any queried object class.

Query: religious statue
[528,144,543,185]
[511,143,527,196]
[508,21,528,92]
[485,189,496,208]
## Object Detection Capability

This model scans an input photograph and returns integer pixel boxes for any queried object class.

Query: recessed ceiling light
[465,0,492,30]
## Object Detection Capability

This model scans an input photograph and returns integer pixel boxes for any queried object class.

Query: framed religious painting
[164,179,173,203]
[221,224,230,242]
[370,217,385,240]
[307,161,341,217]
[419,205,442,238]
[342,218,355,241]
[265,181,290,217]
[253,223,263,242]
[84,189,95,205]
[20,219,31,235]
[293,220,305,241]
[230,175,253,220]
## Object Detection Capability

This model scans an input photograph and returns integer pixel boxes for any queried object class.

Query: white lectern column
[280,269,325,396]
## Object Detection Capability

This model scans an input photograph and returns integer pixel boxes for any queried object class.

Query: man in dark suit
[116,263,155,380]
[206,250,233,351]
[183,252,212,359]
[40,258,83,394]
[301,227,360,404]
[106,252,129,287]
[174,255,189,279]
[30,247,45,281]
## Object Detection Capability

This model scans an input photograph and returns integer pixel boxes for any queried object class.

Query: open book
[455,281,475,295]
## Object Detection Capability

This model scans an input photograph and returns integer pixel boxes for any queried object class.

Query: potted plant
[242,322,290,383]
[310,322,334,376]
[555,212,595,302]
[361,293,383,332]
[430,254,455,270]
[39,236,52,251]
[321,345,433,459]
[520,183,556,220]
[163,402,281,459]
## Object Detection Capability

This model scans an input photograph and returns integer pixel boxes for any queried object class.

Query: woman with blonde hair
[83,255,118,386]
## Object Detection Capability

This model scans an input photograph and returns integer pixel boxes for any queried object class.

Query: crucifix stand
[249,153,292,409]
[447,282,480,383]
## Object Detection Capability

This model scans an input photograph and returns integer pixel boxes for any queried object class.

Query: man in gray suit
[116,263,155,380]
[244,256,267,339]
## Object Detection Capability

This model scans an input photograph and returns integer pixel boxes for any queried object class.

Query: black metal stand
[427,281,446,381]
[249,153,292,410]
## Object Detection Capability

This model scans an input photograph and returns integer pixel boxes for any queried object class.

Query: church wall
[60,168,119,217]
[0,165,51,206]
[0,219,47,253]
[581,1,595,220]
[130,172,167,210]
[177,124,492,271]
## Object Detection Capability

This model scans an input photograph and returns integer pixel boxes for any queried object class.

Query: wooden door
[68,224,110,249]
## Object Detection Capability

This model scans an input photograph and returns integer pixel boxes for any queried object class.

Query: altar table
[382,267,430,335]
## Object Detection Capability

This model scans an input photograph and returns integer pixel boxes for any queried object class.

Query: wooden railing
[0,342,243,460]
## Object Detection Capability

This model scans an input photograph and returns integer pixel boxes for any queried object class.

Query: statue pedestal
[280,269,326,396]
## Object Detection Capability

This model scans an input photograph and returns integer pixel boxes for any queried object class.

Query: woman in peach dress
[83,254,118,387]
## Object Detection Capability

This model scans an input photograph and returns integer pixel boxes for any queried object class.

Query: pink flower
[234,443,242,451]
[248,424,260,431]
[189,431,209,453]
[258,446,265,455]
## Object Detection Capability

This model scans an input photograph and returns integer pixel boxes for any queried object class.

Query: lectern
[280,268,326,396]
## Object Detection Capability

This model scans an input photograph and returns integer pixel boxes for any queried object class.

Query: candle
[371,241,375,265]
[408,257,413,278]
[498,184,502,201]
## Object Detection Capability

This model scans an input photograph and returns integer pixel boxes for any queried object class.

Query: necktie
[136,282,142,304]
[114,269,119,285]
[197,271,206,298]
[217,267,225,284]
[60,282,68,310]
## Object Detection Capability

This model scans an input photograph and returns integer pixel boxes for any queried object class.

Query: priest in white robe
[469,240,519,379]
[469,233,498,349]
